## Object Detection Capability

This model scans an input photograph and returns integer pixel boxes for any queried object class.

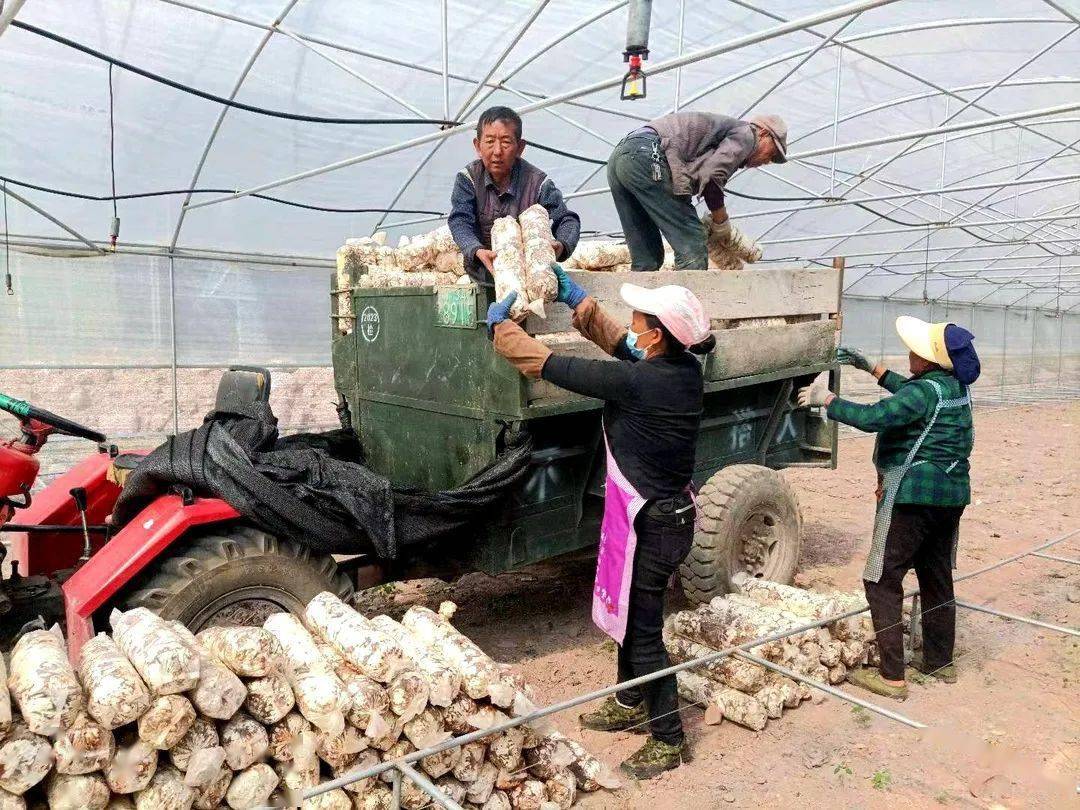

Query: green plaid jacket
[827,369,973,506]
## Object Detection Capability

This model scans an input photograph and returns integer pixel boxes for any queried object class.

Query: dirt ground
[386,400,1078,809]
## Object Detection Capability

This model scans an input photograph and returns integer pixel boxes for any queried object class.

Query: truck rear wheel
[679,464,802,605]
[122,525,354,630]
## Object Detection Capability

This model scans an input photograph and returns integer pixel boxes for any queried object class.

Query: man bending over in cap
[607,112,788,271]
[798,318,980,700]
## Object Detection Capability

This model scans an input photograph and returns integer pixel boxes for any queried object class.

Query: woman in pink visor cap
[488,264,715,779]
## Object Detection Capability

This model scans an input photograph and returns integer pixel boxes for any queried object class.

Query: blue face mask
[626,328,649,360]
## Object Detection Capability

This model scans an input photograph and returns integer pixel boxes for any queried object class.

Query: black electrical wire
[528,141,606,166]
[0,176,445,215]
[724,188,843,203]
[11,21,458,127]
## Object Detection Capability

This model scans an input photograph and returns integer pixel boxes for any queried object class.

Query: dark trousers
[607,136,708,272]
[615,507,695,745]
[864,503,965,681]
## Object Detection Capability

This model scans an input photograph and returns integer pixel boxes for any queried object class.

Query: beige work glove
[703,215,763,270]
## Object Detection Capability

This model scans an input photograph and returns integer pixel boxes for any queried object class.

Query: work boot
[908,654,957,684]
[620,737,690,780]
[848,667,908,701]
[579,697,648,733]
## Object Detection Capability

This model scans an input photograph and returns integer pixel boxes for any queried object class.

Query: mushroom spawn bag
[195,626,285,678]
[53,713,114,774]
[8,626,86,736]
[78,633,152,729]
[110,609,200,696]
[137,695,195,750]
[518,204,558,317]
[490,217,542,319]
[0,721,53,795]
[105,737,158,794]
[305,592,407,684]
[243,672,295,724]
[263,612,348,734]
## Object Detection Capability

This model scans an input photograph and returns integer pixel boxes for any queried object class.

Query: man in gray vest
[449,106,582,286]
[608,112,787,271]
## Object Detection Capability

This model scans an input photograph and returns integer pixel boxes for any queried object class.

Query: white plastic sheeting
[0,0,1078,308]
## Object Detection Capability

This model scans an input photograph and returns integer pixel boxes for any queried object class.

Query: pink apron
[591,436,647,644]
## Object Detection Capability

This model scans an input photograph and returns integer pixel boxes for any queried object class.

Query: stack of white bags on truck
[0,595,615,809]
[664,575,879,732]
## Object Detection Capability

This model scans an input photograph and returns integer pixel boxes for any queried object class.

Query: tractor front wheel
[122,524,353,630]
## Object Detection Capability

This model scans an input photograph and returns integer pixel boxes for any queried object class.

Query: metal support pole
[395,762,464,810]
[0,0,29,38]
[1001,306,1008,400]
[1029,551,1080,565]
[879,296,887,400]
[674,0,686,110]
[1057,306,1065,386]
[440,0,449,121]
[391,769,402,810]
[830,42,843,195]
[955,600,1080,637]
[168,256,180,435]
[1030,306,1038,386]
[907,594,921,659]
[0,184,104,254]
[734,651,926,729]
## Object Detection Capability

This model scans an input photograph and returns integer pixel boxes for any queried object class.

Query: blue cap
[944,324,980,385]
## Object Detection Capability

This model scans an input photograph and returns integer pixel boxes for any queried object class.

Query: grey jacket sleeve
[699,124,756,195]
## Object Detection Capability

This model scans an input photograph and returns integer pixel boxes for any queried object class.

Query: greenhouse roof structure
[2,0,1080,308]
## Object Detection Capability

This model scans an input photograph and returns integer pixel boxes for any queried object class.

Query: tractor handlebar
[0,392,107,444]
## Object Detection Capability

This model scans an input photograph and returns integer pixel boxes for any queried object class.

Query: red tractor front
[0,369,352,663]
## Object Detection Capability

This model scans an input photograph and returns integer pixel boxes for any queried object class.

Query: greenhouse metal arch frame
[1,0,1078,435]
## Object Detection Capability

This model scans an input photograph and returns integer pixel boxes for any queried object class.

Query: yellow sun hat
[895,316,953,369]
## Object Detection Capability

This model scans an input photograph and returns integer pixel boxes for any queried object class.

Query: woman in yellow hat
[798,316,978,700]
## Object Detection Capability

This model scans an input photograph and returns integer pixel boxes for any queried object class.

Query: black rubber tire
[679,464,802,605]
[122,524,354,631]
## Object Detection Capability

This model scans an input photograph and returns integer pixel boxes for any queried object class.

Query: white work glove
[797,383,832,408]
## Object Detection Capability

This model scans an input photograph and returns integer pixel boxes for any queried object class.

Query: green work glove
[551,262,587,309]
[836,346,874,374]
